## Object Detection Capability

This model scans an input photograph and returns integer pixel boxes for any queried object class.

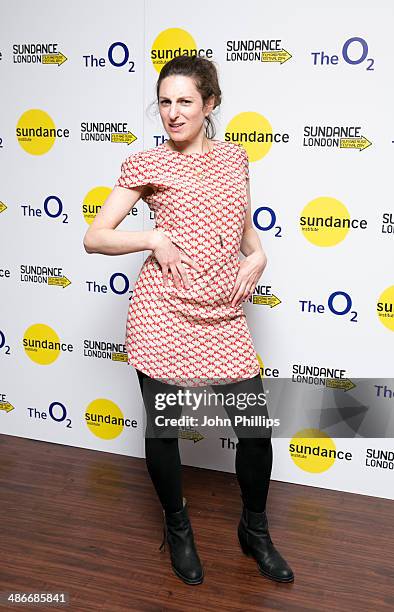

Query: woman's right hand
[151,229,203,290]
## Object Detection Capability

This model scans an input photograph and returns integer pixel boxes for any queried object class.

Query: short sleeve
[115,154,152,191]
[239,145,250,181]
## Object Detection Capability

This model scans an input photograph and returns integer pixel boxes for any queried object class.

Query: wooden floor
[0,434,392,612]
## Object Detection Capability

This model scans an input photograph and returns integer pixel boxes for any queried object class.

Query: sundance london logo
[12,42,67,66]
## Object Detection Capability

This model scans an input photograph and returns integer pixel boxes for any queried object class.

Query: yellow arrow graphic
[340,137,372,151]
[261,49,292,64]
[42,52,67,66]
[111,352,128,362]
[111,132,138,145]
[0,402,15,413]
[179,429,204,443]
[252,294,281,307]
[48,276,71,288]
[326,378,356,391]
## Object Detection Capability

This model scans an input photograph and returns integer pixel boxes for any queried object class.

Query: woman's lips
[169,123,184,131]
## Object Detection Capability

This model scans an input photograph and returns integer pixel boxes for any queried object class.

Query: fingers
[161,253,203,290]
[167,264,181,290]
[230,280,255,307]
[181,254,204,274]
[171,263,190,290]
[243,283,255,303]
[230,284,244,307]
[229,278,243,303]
[161,260,191,290]
[161,265,169,287]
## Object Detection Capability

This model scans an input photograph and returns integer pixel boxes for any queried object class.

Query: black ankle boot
[238,498,294,583]
[159,497,204,585]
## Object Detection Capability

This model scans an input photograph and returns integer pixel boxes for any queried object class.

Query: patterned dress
[115,139,261,387]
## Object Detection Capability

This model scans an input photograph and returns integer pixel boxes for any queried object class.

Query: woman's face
[158,75,214,143]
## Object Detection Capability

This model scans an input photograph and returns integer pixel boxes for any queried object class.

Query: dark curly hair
[153,55,222,139]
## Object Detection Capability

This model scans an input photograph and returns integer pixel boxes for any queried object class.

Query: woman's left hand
[229,251,267,307]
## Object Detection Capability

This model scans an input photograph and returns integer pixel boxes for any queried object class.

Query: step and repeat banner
[1,0,393,499]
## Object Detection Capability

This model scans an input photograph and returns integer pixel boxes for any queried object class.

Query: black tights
[135,368,273,514]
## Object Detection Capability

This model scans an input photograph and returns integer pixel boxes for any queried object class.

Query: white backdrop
[1,0,393,500]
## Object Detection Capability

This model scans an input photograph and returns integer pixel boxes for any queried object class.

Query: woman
[83,55,294,586]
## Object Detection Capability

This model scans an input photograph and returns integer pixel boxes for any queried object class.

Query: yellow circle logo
[300,196,351,246]
[377,285,394,331]
[225,112,273,161]
[85,398,127,440]
[83,187,113,225]
[16,109,56,155]
[23,323,61,365]
[151,28,198,73]
[290,428,336,473]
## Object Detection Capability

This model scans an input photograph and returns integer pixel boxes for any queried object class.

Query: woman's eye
[160,100,191,105]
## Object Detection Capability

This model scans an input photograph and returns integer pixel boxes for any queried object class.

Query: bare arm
[83,184,160,255]
[230,172,267,306]
[240,180,267,262]
[83,182,203,288]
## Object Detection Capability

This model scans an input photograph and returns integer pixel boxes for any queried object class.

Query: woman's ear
[204,94,216,115]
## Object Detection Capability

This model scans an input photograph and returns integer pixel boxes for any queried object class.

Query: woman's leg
[235,437,272,512]
[212,374,273,512]
[135,368,184,513]
[135,369,204,584]
[207,375,292,581]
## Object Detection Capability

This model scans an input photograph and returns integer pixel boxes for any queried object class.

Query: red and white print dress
[115,139,261,387]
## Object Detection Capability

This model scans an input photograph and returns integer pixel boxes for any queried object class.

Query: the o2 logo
[0,330,10,355]
[86,272,134,298]
[83,42,136,72]
[311,37,374,71]
[253,206,282,237]
[299,290,358,322]
[21,195,69,223]
[28,400,73,429]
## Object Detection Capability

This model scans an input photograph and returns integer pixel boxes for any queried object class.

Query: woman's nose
[169,105,180,119]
